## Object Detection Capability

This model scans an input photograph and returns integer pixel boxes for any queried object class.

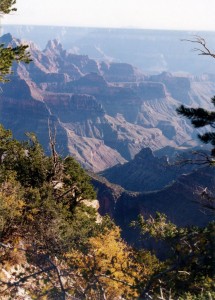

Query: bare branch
[173,151,215,167]
[181,35,215,58]
[46,257,67,300]
[0,242,67,298]
[48,118,59,175]
[7,266,54,287]
[194,186,215,213]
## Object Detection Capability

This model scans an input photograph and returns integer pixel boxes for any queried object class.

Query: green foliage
[0,179,25,239]
[179,290,215,300]
[0,124,98,242]
[0,124,12,165]
[0,124,105,297]
[0,0,31,82]
[134,213,215,299]
[0,0,16,14]
[132,212,178,240]
[0,43,31,82]
[62,156,96,209]
[177,96,215,156]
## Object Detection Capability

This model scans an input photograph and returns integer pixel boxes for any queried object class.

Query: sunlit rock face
[0,33,214,171]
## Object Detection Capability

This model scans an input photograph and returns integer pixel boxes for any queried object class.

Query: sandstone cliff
[1,34,215,171]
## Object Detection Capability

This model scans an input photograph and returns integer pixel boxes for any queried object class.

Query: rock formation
[1,33,215,171]
[91,165,215,245]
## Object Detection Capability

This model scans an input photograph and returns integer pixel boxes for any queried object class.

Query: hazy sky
[3,0,215,31]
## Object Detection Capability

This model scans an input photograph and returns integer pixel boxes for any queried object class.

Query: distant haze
[3,0,215,31]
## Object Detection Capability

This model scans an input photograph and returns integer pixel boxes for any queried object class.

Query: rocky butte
[1,34,215,172]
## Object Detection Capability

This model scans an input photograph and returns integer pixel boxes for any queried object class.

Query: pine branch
[198,132,215,145]
[177,105,215,128]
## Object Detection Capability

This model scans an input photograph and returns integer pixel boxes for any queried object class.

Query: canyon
[1,32,215,172]
[0,29,215,238]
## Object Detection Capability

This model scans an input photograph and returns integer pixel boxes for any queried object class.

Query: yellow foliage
[64,226,157,299]
[88,227,136,298]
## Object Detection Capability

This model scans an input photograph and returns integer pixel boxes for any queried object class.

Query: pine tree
[177,97,215,157]
[177,37,215,158]
[0,0,31,82]
[0,0,17,14]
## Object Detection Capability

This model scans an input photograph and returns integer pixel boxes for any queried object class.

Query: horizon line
[2,23,215,33]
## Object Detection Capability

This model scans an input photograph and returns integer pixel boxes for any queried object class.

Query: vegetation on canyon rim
[0,1,31,82]
[0,1,214,299]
